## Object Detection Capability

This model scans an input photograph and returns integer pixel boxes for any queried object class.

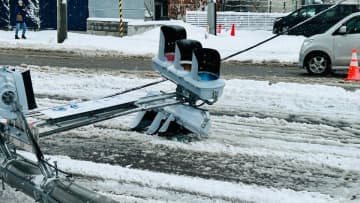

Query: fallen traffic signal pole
[0,24,225,202]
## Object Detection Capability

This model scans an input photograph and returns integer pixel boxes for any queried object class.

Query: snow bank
[0,20,305,63]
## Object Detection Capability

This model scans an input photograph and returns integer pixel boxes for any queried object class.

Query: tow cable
[222,0,347,61]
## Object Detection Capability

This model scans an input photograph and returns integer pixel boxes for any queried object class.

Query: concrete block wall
[87,19,128,36]
[87,0,149,37]
[87,18,161,37]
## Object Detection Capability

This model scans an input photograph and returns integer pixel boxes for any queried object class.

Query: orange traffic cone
[345,48,360,81]
[230,24,235,37]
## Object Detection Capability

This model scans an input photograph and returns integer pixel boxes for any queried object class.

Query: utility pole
[208,0,217,35]
[57,0,68,43]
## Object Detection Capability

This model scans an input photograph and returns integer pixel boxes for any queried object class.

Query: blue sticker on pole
[70,104,79,109]
[52,106,67,111]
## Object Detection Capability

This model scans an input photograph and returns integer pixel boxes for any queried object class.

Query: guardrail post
[119,0,124,37]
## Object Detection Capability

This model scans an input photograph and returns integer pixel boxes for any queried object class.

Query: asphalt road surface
[2,48,359,90]
[0,48,301,77]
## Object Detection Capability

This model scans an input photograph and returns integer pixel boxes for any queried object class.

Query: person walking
[15,0,28,39]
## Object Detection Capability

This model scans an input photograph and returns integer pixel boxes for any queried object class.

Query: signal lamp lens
[198,72,218,81]
[165,53,175,61]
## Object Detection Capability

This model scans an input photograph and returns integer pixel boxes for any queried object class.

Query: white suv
[299,12,360,75]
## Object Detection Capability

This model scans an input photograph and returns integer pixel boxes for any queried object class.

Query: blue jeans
[15,22,26,36]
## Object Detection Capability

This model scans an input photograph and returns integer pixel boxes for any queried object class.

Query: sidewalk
[0,21,305,63]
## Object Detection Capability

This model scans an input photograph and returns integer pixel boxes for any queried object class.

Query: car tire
[273,27,279,34]
[305,52,331,75]
[281,26,289,34]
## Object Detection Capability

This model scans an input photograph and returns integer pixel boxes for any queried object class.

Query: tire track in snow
[6,62,360,202]
[39,121,360,201]
[74,176,245,203]
[211,115,360,148]
[209,106,360,132]
[35,94,360,133]
[29,74,360,202]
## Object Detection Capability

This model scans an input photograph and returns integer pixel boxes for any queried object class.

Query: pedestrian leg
[15,23,20,39]
[21,22,27,39]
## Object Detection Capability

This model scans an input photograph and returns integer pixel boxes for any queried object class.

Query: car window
[298,7,310,17]
[339,5,356,15]
[324,9,336,18]
[307,7,316,17]
[316,8,336,24]
[344,16,360,34]
[291,9,301,17]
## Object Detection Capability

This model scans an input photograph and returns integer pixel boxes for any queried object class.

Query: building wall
[0,0,10,28]
[88,0,144,19]
[123,1,145,19]
[39,0,88,30]
[270,0,360,13]
[168,0,298,19]
[88,0,118,18]
[168,0,221,19]
[0,0,89,30]
[270,0,299,13]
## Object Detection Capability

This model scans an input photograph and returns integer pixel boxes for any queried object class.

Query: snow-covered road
[1,64,360,203]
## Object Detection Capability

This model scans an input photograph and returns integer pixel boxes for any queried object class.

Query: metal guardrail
[186,11,286,30]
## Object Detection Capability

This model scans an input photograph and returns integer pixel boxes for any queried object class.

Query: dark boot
[22,34,26,39]
[15,35,20,39]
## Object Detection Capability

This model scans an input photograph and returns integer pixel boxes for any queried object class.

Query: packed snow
[29,66,360,127]
[0,65,357,202]
[0,20,359,203]
[15,151,337,203]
